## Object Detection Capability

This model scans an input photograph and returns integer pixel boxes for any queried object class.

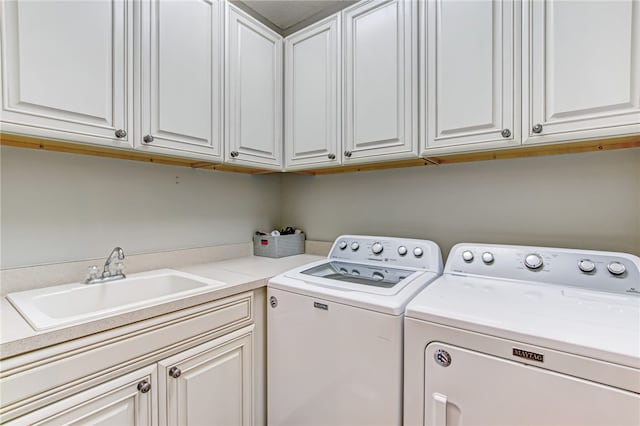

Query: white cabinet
[6,366,157,426]
[137,0,223,160]
[0,0,134,148]
[285,15,341,170]
[159,326,254,426]
[1,292,258,424]
[342,0,418,163]
[523,0,640,145]
[226,4,283,170]
[7,327,253,426]
[421,0,520,154]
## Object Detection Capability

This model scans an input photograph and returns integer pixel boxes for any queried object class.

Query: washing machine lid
[270,235,444,314]
[281,258,430,295]
[405,274,640,368]
[299,261,413,288]
[270,260,440,315]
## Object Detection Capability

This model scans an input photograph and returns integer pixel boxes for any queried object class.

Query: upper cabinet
[2,0,638,172]
[284,15,341,170]
[226,4,283,170]
[421,0,520,154]
[342,0,418,163]
[137,0,223,160]
[523,0,640,144]
[0,0,134,147]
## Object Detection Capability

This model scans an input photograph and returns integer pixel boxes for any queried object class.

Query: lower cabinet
[0,292,261,425]
[159,327,254,426]
[6,365,157,426]
[6,326,254,426]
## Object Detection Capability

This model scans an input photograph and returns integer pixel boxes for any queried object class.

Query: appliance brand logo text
[512,348,544,363]
[313,302,328,310]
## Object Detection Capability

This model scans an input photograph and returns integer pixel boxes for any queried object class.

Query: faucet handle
[86,265,100,282]
[114,261,126,276]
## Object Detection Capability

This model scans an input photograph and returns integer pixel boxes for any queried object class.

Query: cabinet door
[422,0,520,154]
[226,5,283,170]
[523,0,640,144]
[5,365,157,426]
[138,0,223,160]
[342,0,418,163]
[159,326,254,426]
[285,15,341,170]
[0,0,133,147]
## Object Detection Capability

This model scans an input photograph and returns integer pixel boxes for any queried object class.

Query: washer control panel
[446,243,640,296]
[330,235,443,272]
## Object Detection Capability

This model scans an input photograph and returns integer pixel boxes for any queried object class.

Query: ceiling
[237,0,356,33]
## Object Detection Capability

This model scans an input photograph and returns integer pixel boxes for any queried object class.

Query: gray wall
[0,147,282,268]
[2,146,638,268]
[281,149,640,258]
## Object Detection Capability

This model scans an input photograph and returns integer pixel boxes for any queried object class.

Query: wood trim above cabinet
[0,133,274,175]
[296,135,640,175]
[3,132,638,176]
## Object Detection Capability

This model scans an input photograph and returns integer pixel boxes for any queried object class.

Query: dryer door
[424,343,640,426]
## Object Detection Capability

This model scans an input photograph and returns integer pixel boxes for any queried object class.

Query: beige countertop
[0,254,323,360]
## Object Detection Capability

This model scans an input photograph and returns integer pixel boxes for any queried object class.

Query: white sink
[6,269,227,331]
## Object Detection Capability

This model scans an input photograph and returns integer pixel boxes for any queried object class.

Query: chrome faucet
[85,247,126,284]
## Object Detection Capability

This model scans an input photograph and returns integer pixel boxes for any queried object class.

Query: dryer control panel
[446,243,640,296]
[329,235,443,273]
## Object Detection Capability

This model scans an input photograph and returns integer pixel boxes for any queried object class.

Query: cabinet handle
[230,151,239,158]
[328,153,336,160]
[169,367,182,378]
[344,151,352,158]
[501,129,511,138]
[532,124,543,134]
[143,135,154,143]
[115,129,127,138]
[137,380,151,394]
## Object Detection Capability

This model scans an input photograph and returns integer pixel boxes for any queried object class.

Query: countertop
[0,254,323,360]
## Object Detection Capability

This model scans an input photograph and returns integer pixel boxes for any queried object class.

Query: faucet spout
[103,247,125,277]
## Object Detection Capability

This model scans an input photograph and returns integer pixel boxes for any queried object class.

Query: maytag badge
[512,348,544,363]
[313,302,328,310]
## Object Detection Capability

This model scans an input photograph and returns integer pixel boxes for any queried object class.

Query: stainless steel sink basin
[7,269,227,331]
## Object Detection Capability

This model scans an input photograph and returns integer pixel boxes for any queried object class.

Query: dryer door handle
[432,392,448,426]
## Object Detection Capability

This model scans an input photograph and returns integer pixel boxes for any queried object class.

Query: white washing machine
[268,235,443,426]
[404,243,640,426]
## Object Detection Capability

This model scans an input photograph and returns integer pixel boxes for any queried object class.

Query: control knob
[462,250,474,262]
[398,246,408,256]
[524,253,543,270]
[350,242,359,251]
[607,261,626,276]
[578,259,596,273]
[481,252,494,264]
[413,247,424,258]
[338,241,347,250]
[371,242,384,255]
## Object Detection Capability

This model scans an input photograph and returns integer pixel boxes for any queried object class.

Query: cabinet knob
[230,151,239,158]
[137,380,151,394]
[328,153,336,160]
[501,129,511,138]
[169,367,182,378]
[143,135,154,143]
[532,124,543,134]
[344,150,352,158]
[115,129,127,138]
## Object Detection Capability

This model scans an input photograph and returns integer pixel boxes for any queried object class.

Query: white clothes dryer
[404,243,640,426]
[268,235,443,426]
